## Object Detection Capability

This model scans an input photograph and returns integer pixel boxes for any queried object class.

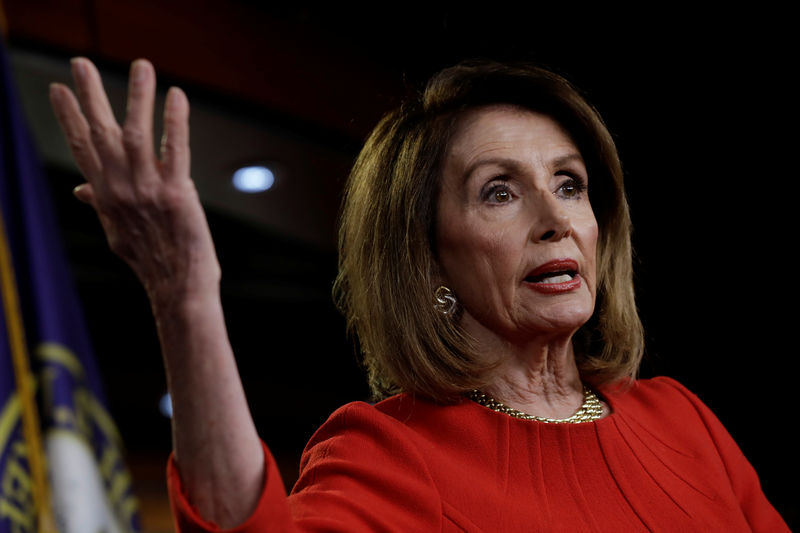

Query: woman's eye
[481,181,513,204]
[558,178,586,199]
[493,189,511,203]
[561,182,578,198]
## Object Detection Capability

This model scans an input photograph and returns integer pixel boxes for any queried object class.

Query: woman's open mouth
[524,259,581,293]
[526,271,577,284]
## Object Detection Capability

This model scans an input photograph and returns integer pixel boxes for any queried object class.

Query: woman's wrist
[147,272,221,315]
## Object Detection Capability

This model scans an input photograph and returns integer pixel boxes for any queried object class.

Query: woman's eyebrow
[462,157,523,183]
[463,152,585,182]
[551,153,585,168]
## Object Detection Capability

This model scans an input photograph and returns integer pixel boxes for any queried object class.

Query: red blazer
[168,377,789,532]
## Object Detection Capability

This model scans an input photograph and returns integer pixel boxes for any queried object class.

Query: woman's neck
[478,333,586,420]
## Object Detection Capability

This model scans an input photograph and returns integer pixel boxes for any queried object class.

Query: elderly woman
[49,58,787,531]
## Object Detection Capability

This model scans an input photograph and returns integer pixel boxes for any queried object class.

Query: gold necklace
[467,385,604,423]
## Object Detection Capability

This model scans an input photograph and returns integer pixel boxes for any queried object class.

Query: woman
[49,58,788,531]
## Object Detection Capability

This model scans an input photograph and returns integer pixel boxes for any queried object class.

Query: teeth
[535,273,573,284]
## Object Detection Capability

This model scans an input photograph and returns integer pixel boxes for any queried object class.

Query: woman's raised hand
[49,58,220,308]
[51,59,265,526]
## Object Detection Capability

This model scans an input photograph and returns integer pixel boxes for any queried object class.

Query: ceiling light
[232,165,275,193]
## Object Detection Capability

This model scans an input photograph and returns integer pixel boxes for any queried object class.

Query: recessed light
[232,165,275,193]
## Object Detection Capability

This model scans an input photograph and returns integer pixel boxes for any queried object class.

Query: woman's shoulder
[600,376,729,448]
[300,393,472,466]
[603,375,705,411]
[294,395,444,497]
[302,394,421,447]
[310,393,452,439]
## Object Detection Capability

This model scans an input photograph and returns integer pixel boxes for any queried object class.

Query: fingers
[123,60,158,176]
[70,58,127,173]
[161,87,191,180]
[53,57,189,193]
[49,82,103,181]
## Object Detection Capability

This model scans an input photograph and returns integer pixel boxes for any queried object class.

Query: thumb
[73,183,97,206]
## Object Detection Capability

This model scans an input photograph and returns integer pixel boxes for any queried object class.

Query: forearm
[154,286,264,529]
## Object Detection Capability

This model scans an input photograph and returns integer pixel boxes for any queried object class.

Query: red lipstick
[524,259,581,294]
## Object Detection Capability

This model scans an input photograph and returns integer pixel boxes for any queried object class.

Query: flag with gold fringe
[0,38,139,532]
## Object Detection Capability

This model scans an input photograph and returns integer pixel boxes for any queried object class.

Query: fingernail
[71,57,88,79]
[132,60,147,84]
[73,184,94,205]
[72,184,85,201]
[70,57,82,70]
[167,86,181,106]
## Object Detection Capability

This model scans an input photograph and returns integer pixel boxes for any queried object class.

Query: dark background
[4,2,796,530]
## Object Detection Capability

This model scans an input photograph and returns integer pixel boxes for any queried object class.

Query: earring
[434,285,457,316]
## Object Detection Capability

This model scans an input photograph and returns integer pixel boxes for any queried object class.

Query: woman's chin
[518,298,595,336]
[520,313,592,339]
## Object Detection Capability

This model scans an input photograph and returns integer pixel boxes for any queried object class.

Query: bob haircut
[334,60,644,403]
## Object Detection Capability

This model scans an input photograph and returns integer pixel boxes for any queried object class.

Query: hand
[49,58,220,307]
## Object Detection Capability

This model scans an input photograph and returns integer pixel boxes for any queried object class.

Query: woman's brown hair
[333,60,643,402]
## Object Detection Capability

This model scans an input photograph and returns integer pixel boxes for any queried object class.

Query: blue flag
[0,40,140,532]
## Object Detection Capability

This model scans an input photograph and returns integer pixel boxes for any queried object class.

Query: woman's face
[435,105,598,345]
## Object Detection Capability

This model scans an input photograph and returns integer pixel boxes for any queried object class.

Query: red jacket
[168,377,789,531]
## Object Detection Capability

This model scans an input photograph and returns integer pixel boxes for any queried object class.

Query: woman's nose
[531,194,571,242]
